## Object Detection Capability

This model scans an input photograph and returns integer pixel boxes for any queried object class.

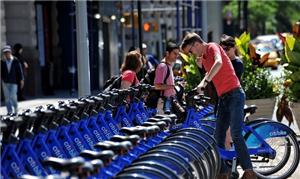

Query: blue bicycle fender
[244,121,296,147]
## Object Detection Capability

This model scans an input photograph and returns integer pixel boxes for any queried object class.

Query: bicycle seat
[77,162,93,177]
[94,141,132,155]
[2,117,23,144]
[142,121,167,130]
[110,134,140,145]
[80,150,114,163]
[148,117,172,127]
[89,159,103,175]
[195,97,209,106]
[146,125,160,135]
[0,121,7,131]
[43,156,85,171]
[90,96,103,104]
[244,105,257,115]
[154,114,177,120]
[90,159,104,170]
[134,126,157,137]
[105,141,133,152]
[120,126,147,136]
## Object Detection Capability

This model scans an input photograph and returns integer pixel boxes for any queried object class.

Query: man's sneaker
[216,172,230,179]
[241,169,257,179]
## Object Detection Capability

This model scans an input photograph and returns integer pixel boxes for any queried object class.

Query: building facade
[1,0,223,98]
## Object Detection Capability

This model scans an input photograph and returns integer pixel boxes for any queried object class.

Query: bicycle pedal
[230,171,239,179]
[231,157,238,175]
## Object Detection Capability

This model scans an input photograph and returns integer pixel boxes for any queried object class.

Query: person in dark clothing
[220,34,245,151]
[220,34,244,82]
[1,45,24,115]
[13,43,28,101]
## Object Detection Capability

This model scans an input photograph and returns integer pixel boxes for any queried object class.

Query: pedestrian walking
[13,43,29,101]
[1,45,24,115]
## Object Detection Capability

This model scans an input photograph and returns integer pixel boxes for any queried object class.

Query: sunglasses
[188,43,195,53]
[222,46,233,51]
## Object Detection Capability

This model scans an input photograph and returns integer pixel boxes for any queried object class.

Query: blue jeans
[2,81,18,114]
[163,97,172,114]
[215,87,253,173]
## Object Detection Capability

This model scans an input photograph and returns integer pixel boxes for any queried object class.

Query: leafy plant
[180,53,203,91]
[282,34,300,101]
[235,32,276,99]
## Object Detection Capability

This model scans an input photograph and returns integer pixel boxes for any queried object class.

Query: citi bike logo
[136,114,142,123]
[109,122,118,134]
[40,151,48,160]
[40,152,56,173]
[52,146,64,158]
[27,157,43,175]
[74,138,85,151]
[142,113,147,119]
[269,130,287,137]
[123,118,131,126]
[83,134,94,148]
[101,126,111,138]
[63,141,77,157]
[11,162,23,177]
[193,120,201,128]
[93,130,104,141]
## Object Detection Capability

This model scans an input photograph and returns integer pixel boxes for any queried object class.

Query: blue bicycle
[180,90,300,179]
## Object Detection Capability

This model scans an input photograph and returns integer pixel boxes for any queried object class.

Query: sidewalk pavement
[0,90,77,116]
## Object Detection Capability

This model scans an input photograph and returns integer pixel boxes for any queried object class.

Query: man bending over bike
[181,32,256,179]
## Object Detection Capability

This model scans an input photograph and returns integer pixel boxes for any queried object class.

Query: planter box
[291,102,300,135]
[246,98,276,120]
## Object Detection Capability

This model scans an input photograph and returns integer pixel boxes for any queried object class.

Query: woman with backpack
[120,50,143,89]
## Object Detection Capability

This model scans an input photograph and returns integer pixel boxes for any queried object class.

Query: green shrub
[180,53,203,91]
[282,34,300,101]
[235,32,276,99]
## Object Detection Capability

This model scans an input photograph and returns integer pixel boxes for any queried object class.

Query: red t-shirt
[122,70,139,86]
[202,43,240,97]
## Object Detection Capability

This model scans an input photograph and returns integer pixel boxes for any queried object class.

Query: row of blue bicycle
[1,83,299,179]
[1,84,220,179]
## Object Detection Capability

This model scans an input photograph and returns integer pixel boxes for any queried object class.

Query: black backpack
[145,62,170,108]
[103,75,122,92]
[143,62,169,85]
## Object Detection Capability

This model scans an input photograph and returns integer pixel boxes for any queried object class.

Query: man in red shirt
[181,32,256,179]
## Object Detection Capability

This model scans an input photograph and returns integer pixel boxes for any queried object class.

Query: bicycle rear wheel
[245,121,300,179]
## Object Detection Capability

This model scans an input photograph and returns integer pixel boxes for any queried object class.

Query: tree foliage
[223,0,300,36]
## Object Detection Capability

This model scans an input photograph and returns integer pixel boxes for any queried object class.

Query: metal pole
[243,1,248,32]
[137,0,144,77]
[137,0,143,53]
[70,2,76,96]
[201,1,208,41]
[75,0,91,97]
[238,1,242,33]
[176,0,180,42]
[131,0,135,47]
[191,0,195,30]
